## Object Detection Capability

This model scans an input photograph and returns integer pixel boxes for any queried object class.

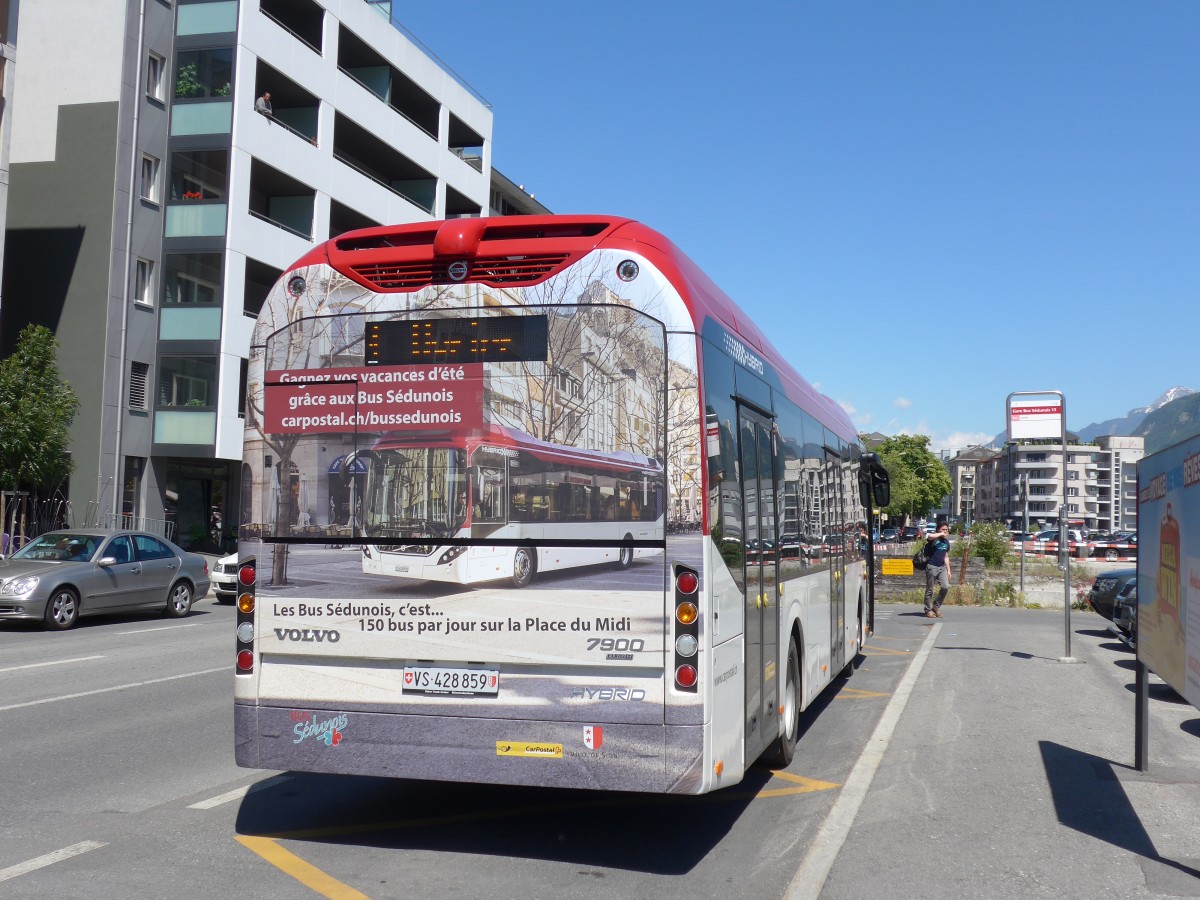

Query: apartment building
[956,435,1144,534]
[1,0,541,551]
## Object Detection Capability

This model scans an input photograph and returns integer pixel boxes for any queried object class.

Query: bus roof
[291,215,858,445]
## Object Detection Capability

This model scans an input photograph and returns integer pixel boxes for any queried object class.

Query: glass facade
[176,1,238,36]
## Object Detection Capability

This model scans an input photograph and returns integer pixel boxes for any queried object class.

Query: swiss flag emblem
[404,672,413,685]
[584,725,603,750]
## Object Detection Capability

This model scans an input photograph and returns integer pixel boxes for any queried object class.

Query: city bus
[235,215,890,794]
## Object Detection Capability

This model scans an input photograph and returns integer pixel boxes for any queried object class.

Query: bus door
[827,467,847,674]
[738,408,780,760]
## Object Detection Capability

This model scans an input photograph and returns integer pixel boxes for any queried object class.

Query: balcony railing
[257,109,318,147]
[332,151,434,214]
[249,208,313,240]
[260,7,321,55]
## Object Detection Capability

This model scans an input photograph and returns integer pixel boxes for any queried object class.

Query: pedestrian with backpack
[923,523,952,618]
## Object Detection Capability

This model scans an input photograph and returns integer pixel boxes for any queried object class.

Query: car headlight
[1,576,40,596]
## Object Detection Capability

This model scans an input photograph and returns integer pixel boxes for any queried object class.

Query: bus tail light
[236,556,256,675]
[673,565,700,693]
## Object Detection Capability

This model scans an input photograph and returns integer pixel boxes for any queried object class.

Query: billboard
[1136,433,1200,708]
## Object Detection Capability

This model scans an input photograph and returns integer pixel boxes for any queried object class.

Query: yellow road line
[235,835,370,900]
[864,645,913,656]
[835,687,889,699]
[758,771,840,796]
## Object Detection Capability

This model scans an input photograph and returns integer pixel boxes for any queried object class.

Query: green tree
[873,434,952,524]
[0,325,80,492]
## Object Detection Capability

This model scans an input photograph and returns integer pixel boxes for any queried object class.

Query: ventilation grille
[350,254,572,291]
[129,362,149,411]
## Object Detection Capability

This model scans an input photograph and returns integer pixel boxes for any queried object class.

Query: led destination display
[367,315,548,365]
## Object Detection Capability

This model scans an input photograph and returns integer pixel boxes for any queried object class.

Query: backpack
[912,542,930,571]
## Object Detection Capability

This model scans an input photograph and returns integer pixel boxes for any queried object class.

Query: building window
[174,48,233,99]
[163,252,222,305]
[141,154,161,203]
[134,258,155,306]
[158,357,217,408]
[129,362,150,411]
[169,149,228,201]
[122,457,144,518]
[146,52,166,100]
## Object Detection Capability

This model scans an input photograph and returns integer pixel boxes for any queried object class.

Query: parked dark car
[900,526,921,542]
[0,529,211,630]
[880,527,899,543]
[1088,532,1138,561]
[1113,580,1137,647]
[1085,568,1137,622]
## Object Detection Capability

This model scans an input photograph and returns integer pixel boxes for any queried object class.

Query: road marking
[786,622,941,900]
[235,835,369,900]
[863,645,913,656]
[117,623,202,634]
[0,655,104,674]
[834,687,889,699]
[0,841,107,883]
[190,775,293,810]
[0,666,227,712]
[759,771,841,797]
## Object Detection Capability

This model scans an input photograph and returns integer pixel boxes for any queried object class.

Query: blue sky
[391,1,1198,451]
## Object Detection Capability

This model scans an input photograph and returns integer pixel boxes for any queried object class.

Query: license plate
[402,667,499,696]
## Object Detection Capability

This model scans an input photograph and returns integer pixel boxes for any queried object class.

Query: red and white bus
[235,215,889,794]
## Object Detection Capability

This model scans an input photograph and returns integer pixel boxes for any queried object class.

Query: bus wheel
[617,537,634,568]
[763,635,800,768]
[512,546,536,588]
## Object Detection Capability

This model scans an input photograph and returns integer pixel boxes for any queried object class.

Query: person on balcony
[255,91,273,119]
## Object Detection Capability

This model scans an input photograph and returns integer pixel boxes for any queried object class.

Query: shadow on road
[1040,741,1200,882]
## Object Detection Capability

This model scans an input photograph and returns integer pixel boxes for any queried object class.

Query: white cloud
[893,397,912,409]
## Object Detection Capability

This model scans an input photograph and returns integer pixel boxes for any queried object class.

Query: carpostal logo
[275,628,341,643]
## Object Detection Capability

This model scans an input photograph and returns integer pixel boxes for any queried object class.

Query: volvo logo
[447,260,469,281]
[275,628,341,643]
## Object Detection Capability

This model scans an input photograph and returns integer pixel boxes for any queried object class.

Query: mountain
[1135,390,1200,453]
[1076,387,1195,443]
[990,387,1195,448]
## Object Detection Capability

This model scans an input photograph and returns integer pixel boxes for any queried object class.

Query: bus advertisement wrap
[264,364,485,434]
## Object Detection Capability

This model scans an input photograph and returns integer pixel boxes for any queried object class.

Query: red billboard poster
[263,364,484,434]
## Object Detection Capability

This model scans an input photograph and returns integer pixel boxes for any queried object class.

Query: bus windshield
[363,447,466,543]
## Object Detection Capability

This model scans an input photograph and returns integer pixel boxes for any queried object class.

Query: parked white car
[212,552,239,604]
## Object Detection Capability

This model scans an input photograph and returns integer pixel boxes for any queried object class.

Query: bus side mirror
[858,454,890,509]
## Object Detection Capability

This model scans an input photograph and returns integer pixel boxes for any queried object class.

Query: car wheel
[166,581,194,618]
[44,587,80,631]
[512,547,535,588]
[763,635,800,768]
[1105,549,1119,561]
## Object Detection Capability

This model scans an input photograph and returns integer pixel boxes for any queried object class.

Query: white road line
[0,666,228,712]
[0,655,105,674]
[0,841,107,883]
[117,622,202,635]
[188,774,292,810]
[786,623,941,900]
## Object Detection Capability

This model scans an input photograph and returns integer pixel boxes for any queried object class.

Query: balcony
[244,258,283,319]
[248,160,316,240]
[445,185,482,219]
[449,113,484,172]
[332,113,435,214]
[329,200,381,240]
[260,0,324,55]
[255,61,320,146]
[338,25,440,138]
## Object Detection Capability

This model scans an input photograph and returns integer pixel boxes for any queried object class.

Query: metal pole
[1020,474,1028,595]
[1135,659,1149,771]
[1060,403,1075,661]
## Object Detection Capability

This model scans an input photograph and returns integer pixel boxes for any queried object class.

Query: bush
[952,521,1011,568]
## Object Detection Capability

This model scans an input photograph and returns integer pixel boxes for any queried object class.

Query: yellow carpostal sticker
[882,558,914,576]
[496,741,563,758]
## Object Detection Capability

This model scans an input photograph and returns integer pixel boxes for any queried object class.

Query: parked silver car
[0,529,211,630]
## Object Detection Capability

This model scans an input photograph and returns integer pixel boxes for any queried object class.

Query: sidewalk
[816,604,1200,899]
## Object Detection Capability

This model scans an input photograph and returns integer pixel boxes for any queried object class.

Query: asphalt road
[1,590,1196,898]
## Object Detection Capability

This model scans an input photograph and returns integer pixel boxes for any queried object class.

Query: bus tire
[616,536,634,568]
[512,546,536,588]
[764,635,800,768]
